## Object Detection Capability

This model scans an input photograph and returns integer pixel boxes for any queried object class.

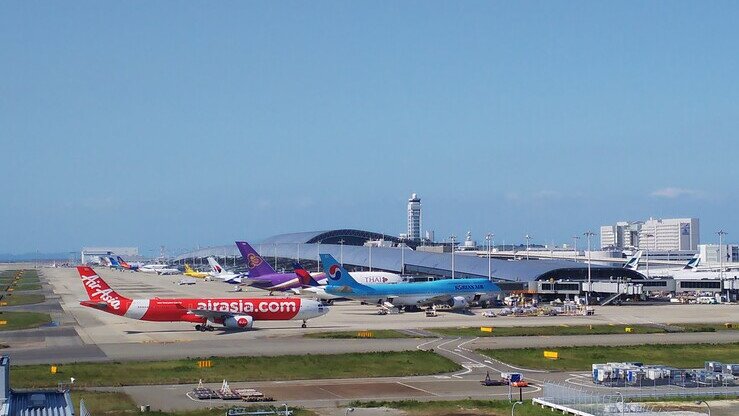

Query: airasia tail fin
[77,266,130,311]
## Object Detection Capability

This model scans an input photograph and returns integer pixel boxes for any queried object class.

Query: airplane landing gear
[195,324,215,332]
[301,320,307,328]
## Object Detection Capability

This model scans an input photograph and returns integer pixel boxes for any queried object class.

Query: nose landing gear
[301,320,307,328]
[195,324,215,332]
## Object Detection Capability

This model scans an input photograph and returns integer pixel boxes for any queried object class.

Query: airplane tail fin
[319,254,368,289]
[116,256,131,269]
[207,257,225,275]
[623,250,642,270]
[235,241,277,277]
[293,262,320,287]
[184,263,194,273]
[108,256,121,267]
[683,254,701,270]
[77,266,130,308]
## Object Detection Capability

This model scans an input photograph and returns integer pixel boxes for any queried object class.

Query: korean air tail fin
[623,250,642,271]
[235,241,277,277]
[683,254,701,270]
[319,254,369,289]
[293,263,321,287]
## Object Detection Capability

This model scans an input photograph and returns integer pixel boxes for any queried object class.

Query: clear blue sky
[1,1,737,254]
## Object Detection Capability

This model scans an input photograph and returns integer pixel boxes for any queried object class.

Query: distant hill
[0,252,75,262]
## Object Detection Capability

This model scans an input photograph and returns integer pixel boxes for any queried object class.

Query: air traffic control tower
[407,193,421,241]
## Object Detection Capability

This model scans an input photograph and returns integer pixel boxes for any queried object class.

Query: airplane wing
[188,309,244,321]
[416,295,452,306]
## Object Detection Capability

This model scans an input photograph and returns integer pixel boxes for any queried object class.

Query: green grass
[8,283,42,291]
[0,293,45,306]
[432,324,675,337]
[349,399,554,416]
[304,329,423,339]
[480,343,739,371]
[0,311,52,331]
[12,350,461,388]
[677,323,739,332]
[71,391,318,416]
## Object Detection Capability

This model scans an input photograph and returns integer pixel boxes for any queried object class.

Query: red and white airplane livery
[77,266,328,331]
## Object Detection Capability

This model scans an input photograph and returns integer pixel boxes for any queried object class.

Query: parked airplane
[77,266,328,330]
[235,241,314,293]
[183,263,211,279]
[117,256,141,271]
[623,250,643,271]
[320,254,499,311]
[206,257,244,283]
[293,262,404,302]
[139,263,180,275]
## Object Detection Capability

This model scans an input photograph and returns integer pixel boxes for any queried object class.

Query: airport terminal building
[173,229,739,304]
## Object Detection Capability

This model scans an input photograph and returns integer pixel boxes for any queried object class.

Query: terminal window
[679,281,721,289]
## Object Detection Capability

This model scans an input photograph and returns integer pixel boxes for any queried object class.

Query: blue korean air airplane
[319,254,500,310]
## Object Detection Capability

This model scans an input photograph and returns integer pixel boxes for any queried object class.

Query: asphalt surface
[1,264,738,414]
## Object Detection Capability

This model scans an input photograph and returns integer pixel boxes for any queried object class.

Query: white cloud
[650,187,701,199]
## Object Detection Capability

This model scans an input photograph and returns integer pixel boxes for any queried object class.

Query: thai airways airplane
[293,263,404,301]
[77,266,328,331]
[235,241,310,293]
[320,254,499,310]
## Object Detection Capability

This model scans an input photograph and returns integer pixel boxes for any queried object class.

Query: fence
[534,382,739,415]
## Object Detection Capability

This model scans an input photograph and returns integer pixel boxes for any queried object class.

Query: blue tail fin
[319,254,368,289]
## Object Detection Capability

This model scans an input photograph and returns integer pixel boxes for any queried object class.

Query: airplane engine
[447,296,469,309]
[223,315,254,329]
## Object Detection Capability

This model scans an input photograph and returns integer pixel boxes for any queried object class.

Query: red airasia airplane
[77,266,329,331]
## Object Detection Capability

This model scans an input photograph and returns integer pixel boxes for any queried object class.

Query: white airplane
[139,263,180,275]
[207,257,245,284]
[292,264,403,301]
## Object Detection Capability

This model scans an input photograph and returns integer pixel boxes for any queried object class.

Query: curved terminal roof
[175,229,644,283]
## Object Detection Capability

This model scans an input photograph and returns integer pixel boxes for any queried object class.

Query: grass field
[480,343,739,371]
[349,399,555,416]
[12,350,460,388]
[304,329,423,339]
[0,311,52,331]
[71,391,318,416]
[0,293,45,306]
[432,324,675,337]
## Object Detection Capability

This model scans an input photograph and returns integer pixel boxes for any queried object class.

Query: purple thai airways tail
[235,241,277,277]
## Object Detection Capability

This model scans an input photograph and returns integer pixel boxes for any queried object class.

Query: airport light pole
[281,403,289,416]
[339,239,345,266]
[485,233,493,281]
[572,236,580,262]
[403,240,408,274]
[450,235,457,279]
[695,400,711,416]
[317,241,321,273]
[583,231,596,305]
[369,244,372,271]
[525,234,531,260]
[643,233,654,278]
[718,230,727,300]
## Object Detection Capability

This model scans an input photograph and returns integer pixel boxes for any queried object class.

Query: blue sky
[1,1,737,254]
